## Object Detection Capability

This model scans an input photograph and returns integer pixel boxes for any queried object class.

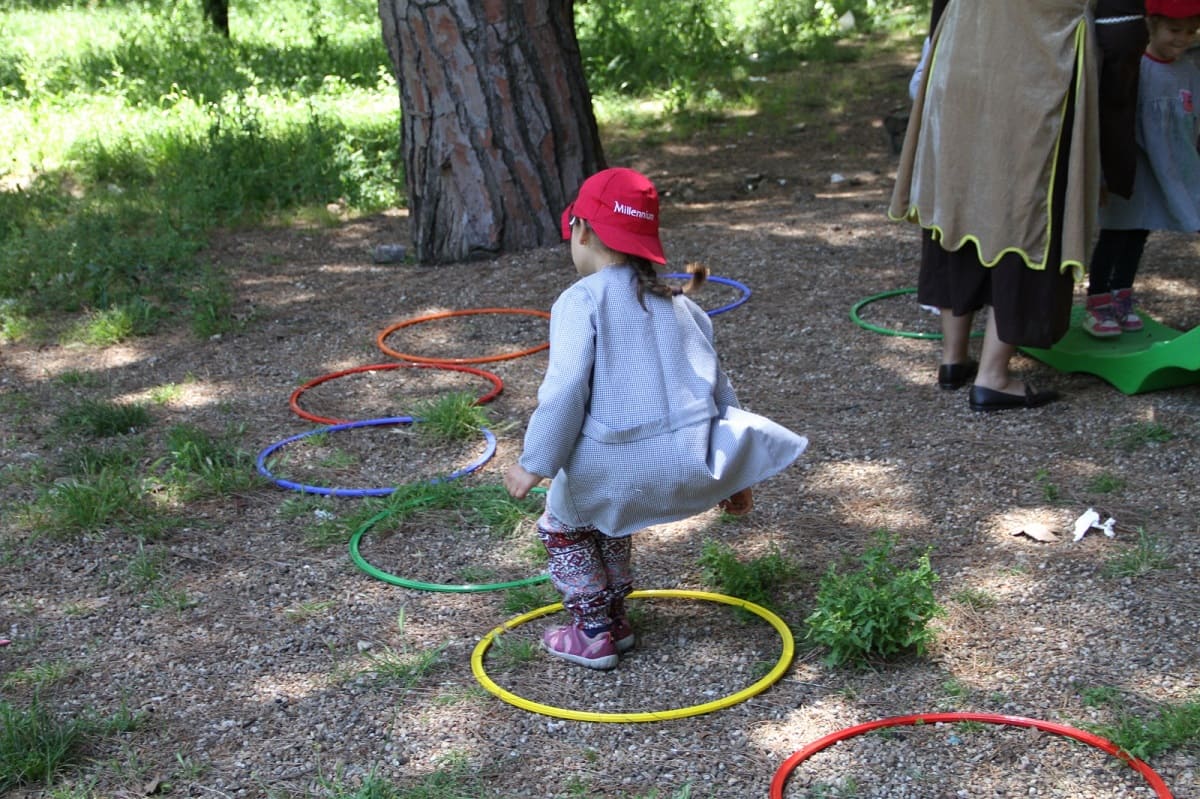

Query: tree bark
[202,0,230,37]
[378,0,605,264]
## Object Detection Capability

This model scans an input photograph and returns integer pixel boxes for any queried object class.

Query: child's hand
[504,463,543,499]
[719,487,753,516]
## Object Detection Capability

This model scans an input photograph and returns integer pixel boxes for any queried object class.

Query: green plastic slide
[1021,307,1200,395]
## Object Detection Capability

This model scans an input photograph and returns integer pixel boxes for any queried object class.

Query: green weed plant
[950,587,995,610]
[0,696,89,791]
[502,583,560,615]
[1034,467,1061,503]
[362,645,444,689]
[487,635,541,671]
[0,696,141,792]
[33,466,148,537]
[805,532,942,668]
[1108,421,1176,452]
[1089,697,1200,760]
[410,391,494,442]
[1088,472,1127,494]
[1101,528,1172,578]
[160,423,258,498]
[698,540,797,610]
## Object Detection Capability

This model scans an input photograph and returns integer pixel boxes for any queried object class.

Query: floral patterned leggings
[537,511,632,630]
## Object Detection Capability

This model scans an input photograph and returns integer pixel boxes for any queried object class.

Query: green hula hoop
[850,287,982,340]
[349,504,550,593]
[471,589,795,723]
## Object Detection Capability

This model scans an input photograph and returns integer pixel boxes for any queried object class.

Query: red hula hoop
[376,307,551,365]
[289,362,504,425]
[770,712,1173,798]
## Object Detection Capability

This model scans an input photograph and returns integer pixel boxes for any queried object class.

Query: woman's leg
[940,309,975,366]
[973,310,1019,393]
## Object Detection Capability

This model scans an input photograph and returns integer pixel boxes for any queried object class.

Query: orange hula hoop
[376,307,550,365]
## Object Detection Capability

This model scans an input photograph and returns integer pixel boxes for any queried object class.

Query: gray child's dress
[518,265,808,538]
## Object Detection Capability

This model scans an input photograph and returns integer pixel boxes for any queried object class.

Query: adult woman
[890,0,1102,410]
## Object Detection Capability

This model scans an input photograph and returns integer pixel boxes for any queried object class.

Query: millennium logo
[613,201,655,221]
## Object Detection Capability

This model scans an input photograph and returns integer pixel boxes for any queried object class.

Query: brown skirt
[917,231,1075,349]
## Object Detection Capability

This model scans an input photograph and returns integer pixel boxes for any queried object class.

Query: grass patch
[950,587,995,610]
[1108,421,1176,452]
[488,635,542,671]
[502,583,560,615]
[159,422,259,498]
[317,763,483,799]
[61,298,167,345]
[358,610,445,689]
[31,466,149,537]
[0,695,141,792]
[1101,528,1172,578]
[1088,697,1200,760]
[1034,467,1060,503]
[1080,685,1122,708]
[1,0,400,340]
[335,482,543,550]
[1,659,77,691]
[57,399,153,438]
[410,391,495,442]
[362,645,444,689]
[1087,472,1127,494]
[698,540,797,610]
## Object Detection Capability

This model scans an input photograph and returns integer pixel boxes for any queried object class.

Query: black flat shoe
[937,360,978,390]
[969,384,1061,411]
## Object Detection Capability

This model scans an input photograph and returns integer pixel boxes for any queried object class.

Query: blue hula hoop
[256,416,496,497]
[664,273,751,316]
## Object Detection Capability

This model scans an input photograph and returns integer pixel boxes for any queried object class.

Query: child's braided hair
[630,258,709,309]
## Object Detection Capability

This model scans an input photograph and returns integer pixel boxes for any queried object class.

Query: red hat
[561,167,666,264]
[1145,0,1200,16]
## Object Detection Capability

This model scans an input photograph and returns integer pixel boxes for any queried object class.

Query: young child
[1084,0,1200,337]
[504,167,808,670]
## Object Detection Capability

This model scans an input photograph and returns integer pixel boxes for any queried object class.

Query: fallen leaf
[1014,522,1058,542]
[143,777,168,795]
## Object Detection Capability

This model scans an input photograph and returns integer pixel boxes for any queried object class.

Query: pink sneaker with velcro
[542,624,618,670]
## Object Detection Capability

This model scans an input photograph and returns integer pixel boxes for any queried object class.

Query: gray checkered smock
[518,266,808,538]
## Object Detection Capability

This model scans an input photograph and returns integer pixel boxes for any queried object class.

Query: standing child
[1083,0,1200,337]
[504,167,808,670]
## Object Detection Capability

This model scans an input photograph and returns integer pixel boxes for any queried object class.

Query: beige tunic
[888,0,1101,281]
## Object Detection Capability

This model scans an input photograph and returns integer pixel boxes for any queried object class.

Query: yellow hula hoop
[470,588,795,723]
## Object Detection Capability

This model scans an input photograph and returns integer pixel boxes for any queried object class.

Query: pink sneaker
[542,624,618,670]
[1082,293,1121,338]
[1112,288,1143,332]
[611,616,635,653]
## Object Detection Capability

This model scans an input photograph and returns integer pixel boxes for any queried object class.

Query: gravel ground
[3,50,1200,799]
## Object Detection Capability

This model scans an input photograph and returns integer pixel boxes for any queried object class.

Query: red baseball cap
[561,167,666,264]
[1146,0,1200,16]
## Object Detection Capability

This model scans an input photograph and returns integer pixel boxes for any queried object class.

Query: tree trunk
[378,0,605,264]
[202,0,230,37]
